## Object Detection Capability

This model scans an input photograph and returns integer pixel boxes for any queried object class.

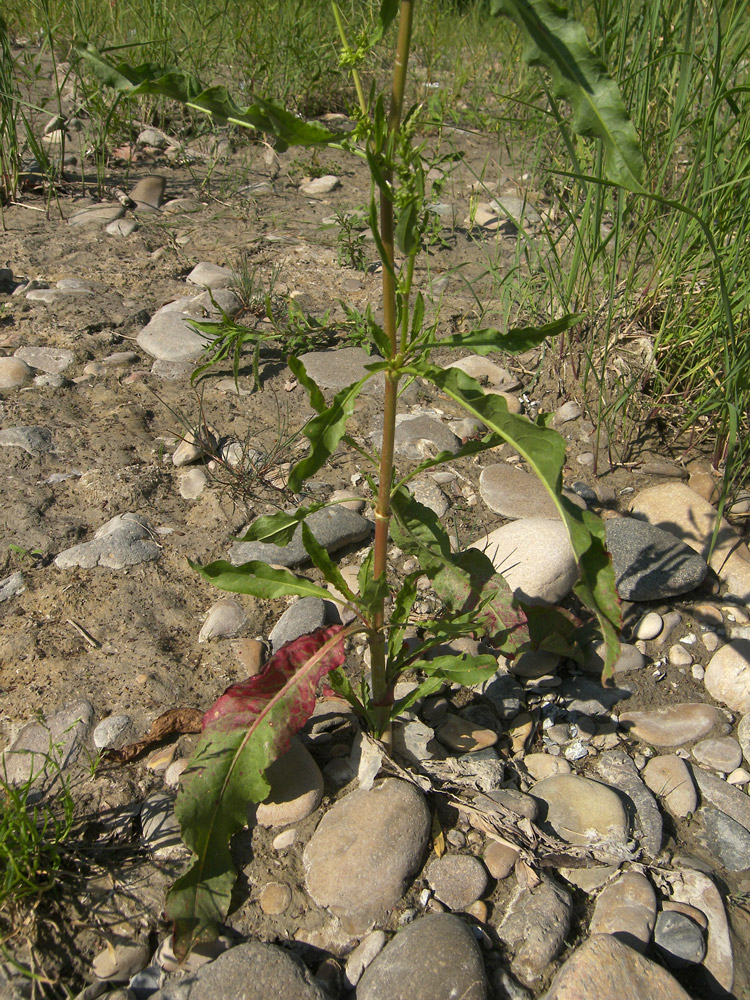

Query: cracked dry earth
[3,115,750,1000]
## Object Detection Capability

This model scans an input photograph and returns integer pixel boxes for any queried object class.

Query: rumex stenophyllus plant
[78,0,643,957]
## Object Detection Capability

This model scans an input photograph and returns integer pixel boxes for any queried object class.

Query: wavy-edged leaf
[490,0,644,190]
[420,364,621,673]
[190,559,331,601]
[239,506,322,546]
[288,355,326,414]
[166,625,347,956]
[74,43,339,151]
[287,373,373,493]
[427,314,583,356]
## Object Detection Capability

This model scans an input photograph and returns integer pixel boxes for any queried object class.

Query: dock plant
[77,0,643,957]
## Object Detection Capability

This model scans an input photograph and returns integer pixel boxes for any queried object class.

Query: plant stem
[370,0,415,745]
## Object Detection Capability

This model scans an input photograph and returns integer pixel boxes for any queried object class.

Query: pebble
[258,881,292,914]
[2,699,94,786]
[199,598,247,641]
[668,643,693,667]
[0,571,25,602]
[589,871,657,951]
[690,764,750,833]
[495,875,572,983]
[444,355,519,390]
[93,714,133,749]
[411,476,449,517]
[229,506,371,568]
[272,829,296,851]
[54,513,161,569]
[0,425,55,455]
[633,610,663,640]
[435,713,498,752]
[129,174,166,211]
[469,518,578,606]
[298,346,384,394]
[173,426,218,466]
[605,517,707,600]
[739,712,750,766]
[139,792,184,857]
[14,346,74,374]
[701,806,750,870]
[543,933,693,1000]
[532,773,629,848]
[186,261,235,288]
[523,752,571,780]
[387,413,461,459]
[153,934,231,973]
[483,840,519,879]
[300,175,341,196]
[630,482,750,601]
[107,218,139,236]
[593,748,662,857]
[663,868,734,994]
[584,640,644,675]
[269,597,327,651]
[254,737,323,827]
[618,703,720,746]
[303,778,430,933]
[164,758,188,787]
[137,302,212,362]
[727,767,750,785]
[553,400,583,425]
[478,465,584,520]
[425,853,488,910]
[147,941,329,1000]
[356,914,487,1000]
[692,736,743,772]
[642,755,697,817]
[704,639,750,713]
[92,940,149,982]
[68,203,125,226]
[343,930,386,988]
[654,909,707,968]
[178,467,207,499]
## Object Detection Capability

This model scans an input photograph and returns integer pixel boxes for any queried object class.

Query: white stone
[470,518,578,605]
[704,639,750,714]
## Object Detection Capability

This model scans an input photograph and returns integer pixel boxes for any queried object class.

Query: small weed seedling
[78,0,643,956]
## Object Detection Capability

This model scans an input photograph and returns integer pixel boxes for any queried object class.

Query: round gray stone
[654,910,707,968]
[269,597,327,651]
[356,914,486,1000]
[136,307,212,362]
[425,853,488,910]
[605,517,707,600]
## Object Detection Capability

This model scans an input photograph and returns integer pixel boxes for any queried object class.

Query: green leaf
[300,523,356,602]
[415,653,498,685]
[166,625,346,956]
[190,559,331,601]
[239,506,323,546]
[287,373,371,493]
[390,486,453,566]
[430,314,583,356]
[288,355,326,414]
[74,44,340,151]
[490,0,644,190]
[387,572,420,666]
[357,549,390,620]
[418,364,621,672]
[396,199,420,255]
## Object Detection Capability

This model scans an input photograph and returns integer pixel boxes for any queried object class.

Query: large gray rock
[618,703,720,747]
[303,778,430,933]
[230,506,371,568]
[588,872,656,952]
[542,933,693,1000]
[594,749,662,857]
[2,700,94,786]
[298,347,384,394]
[54,513,161,569]
[701,806,750,870]
[14,346,75,374]
[605,516,707,600]
[356,914,486,1000]
[136,305,212,362]
[479,465,584,520]
[0,426,55,455]
[148,941,329,1000]
[495,876,572,984]
[269,597,327,651]
[531,774,629,850]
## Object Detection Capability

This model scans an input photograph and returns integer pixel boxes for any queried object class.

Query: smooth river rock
[495,876,572,984]
[303,778,430,933]
[531,773,628,849]
[704,639,750,714]
[618,703,720,746]
[642,755,697,817]
[54,513,161,570]
[588,872,657,952]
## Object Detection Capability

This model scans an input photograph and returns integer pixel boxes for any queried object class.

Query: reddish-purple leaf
[166,624,347,958]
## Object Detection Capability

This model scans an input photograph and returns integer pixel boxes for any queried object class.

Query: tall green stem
[370,0,415,744]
